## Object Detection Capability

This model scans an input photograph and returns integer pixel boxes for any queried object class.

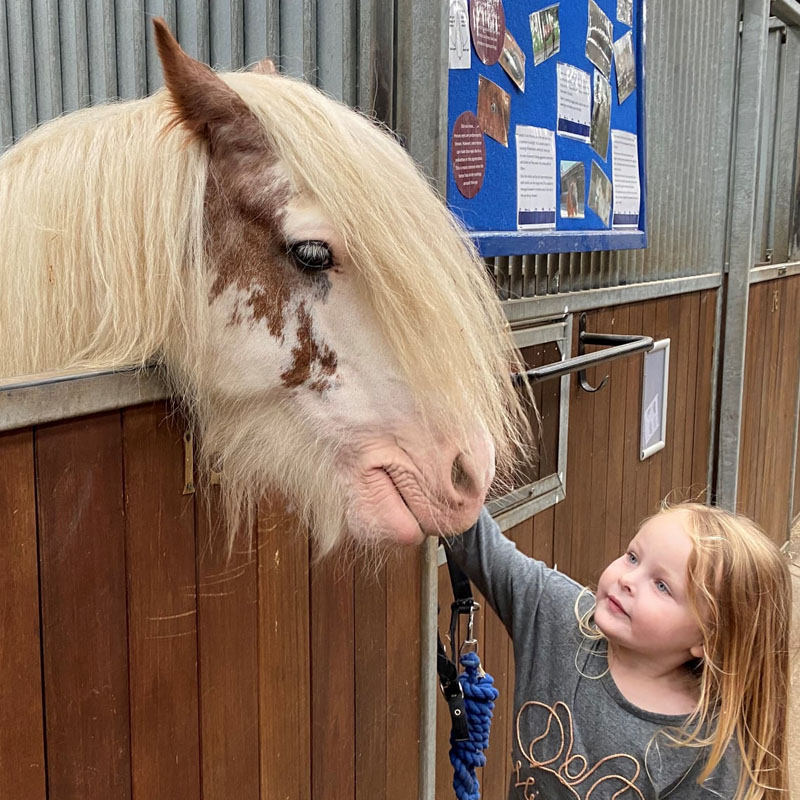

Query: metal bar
[417,536,438,800]
[717,0,770,511]
[114,0,146,100]
[516,333,654,385]
[749,260,800,281]
[503,272,722,325]
[32,0,63,123]
[772,0,800,26]
[86,0,118,101]
[0,0,12,149]
[771,26,800,262]
[6,0,36,136]
[0,367,168,432]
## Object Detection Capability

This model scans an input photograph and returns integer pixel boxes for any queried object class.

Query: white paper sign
[611,130,640,227]
[516,125,556,230]
[556,63,591,142]
[449,0,472,69]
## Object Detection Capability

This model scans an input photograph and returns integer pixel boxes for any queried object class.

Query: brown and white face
[154,21,495,546]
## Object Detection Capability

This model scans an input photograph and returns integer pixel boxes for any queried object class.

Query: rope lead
[448,651,499,800]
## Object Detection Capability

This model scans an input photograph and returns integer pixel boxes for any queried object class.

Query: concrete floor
[788,519,799,799]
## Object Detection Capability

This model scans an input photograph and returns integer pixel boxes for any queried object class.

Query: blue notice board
[447,0,647,256]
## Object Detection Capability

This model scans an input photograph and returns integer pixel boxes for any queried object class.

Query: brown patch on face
[247,282,291,339]
[281,302,338,393]
[205,156,295,338]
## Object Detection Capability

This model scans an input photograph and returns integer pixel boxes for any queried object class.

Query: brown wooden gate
[1,402,423,800]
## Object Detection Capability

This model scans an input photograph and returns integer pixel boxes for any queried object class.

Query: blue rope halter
[448,651,499,800]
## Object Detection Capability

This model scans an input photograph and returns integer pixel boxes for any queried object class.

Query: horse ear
[152,17,264,150]
[250,59,277,76]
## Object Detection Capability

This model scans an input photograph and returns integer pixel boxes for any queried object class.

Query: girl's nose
[619,572,635,593]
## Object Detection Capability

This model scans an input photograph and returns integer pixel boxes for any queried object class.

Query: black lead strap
[437,540,479,743]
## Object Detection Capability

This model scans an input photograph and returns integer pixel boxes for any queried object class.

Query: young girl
[448,501,792,800]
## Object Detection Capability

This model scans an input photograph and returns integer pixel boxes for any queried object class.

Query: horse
[0,19,528,553]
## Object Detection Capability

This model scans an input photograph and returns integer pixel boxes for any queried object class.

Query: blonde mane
[0,69,529,545]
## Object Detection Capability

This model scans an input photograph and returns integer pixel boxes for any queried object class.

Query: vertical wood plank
[659,296,681,504]
[123,404,200,800]
[196,497,259,800]
[564,315,596,583]
[669,291,692,494]
[354,565,387,800]
[680,292,701,493]
[531,493,556,566]
[0,430,46,800]
[385,548,422,800]
[754,281,783,528]
[691,291,717,492]
[311,551,355,800]
[36,413,132,800]
[582,308,613,585]
[790,279,800,525]
[257,496,311,800]
[619,302,645,553]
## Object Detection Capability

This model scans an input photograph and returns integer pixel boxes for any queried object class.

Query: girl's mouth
[607,595,628,616]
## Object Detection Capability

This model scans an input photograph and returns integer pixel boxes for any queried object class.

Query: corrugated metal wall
[1,0,741,293]
[0,0,394,142]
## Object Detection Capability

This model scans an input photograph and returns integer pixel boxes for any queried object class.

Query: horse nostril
[451,453,473,495]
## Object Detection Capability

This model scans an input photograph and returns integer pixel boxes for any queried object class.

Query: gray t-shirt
[448,509,741,800]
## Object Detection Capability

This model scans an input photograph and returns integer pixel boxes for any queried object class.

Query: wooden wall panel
[123,405,201,800]
[355,566,387,800]
[0,430,46,800]
[257,498,312,800]
[196,499,259,800]
[739,275,800,543]
[310,554,355,800]
[36,413,132,800]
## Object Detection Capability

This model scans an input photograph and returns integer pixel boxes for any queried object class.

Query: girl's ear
[689,642,705,660]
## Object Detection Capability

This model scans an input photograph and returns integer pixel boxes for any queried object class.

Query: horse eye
[287,240,334,271]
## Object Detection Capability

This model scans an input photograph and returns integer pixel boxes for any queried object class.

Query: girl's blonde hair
[577,501,792,800]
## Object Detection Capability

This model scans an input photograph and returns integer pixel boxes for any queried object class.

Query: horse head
[0,20,529,553]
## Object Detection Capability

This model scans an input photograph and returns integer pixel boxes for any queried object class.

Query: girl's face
[594,511,705,664]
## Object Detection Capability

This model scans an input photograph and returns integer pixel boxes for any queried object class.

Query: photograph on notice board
[588,160,612,226]
[448,0,471,69]
[477,75,511,146]
[590,69,611,160]
[560,161,585,218]
[617,0,633,26]
[530,4,561,66]
[614,31,636,103]
[499,29,526,91]
[586,0,613,78]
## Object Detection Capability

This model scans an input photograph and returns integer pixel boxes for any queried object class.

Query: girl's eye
[626,551,638,565]
[655,580,670,594]
[287,240,334,271]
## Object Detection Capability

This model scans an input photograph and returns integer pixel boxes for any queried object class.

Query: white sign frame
[640,338,670,461]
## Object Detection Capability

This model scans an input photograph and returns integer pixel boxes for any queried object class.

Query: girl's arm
[446,507,565,636]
